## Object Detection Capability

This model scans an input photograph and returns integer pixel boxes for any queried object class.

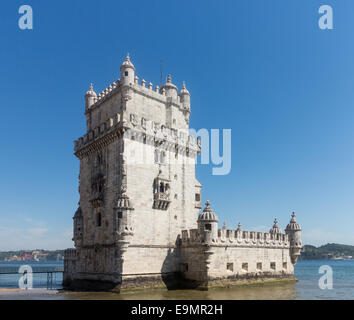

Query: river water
[0,260,353,299]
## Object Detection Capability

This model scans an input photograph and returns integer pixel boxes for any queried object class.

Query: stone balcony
[153,192,171,210]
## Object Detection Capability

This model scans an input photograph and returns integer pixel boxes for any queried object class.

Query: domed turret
[198,200,218,243]
[161,74,178,99]
[114,193,134,236]
[120,53,135,85]
[269,218,282,234]
[179,81,190,109]
[85,83,97,111]
[285,212,301,232]
[198,200,218,222]
[285,212,302,264]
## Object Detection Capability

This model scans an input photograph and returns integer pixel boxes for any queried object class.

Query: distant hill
[301,243,354,260]
[1,245,353,261]
[0,249,65,262]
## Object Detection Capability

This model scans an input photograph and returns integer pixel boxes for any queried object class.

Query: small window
[227,263,233,271]
[125,71,128,76]
[96,213,102,227]
[205,223,212,231]
[283,262,287,269]
[242,263,248,271]
[195,193,201,201]
[270,262,276,270]
[257,262,262,270]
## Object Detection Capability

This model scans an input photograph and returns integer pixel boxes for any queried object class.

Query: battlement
[86,75,188,115]
[181,227,290,248]
[74,112,201,157]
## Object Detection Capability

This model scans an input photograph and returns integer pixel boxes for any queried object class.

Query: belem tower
[63,54,303,291]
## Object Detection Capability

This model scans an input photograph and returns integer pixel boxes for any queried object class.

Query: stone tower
[64,54,302,291]
[64,54,202,290]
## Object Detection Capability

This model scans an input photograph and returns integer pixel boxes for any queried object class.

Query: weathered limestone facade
[63,55,302,291]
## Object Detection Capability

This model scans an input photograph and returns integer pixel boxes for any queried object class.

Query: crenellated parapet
[85,56,190,116]
[181,227,290,248]
[74,112,201,159]
[181,201,294,250]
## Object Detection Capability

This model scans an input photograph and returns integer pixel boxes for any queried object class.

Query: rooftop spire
[198,200,218,222]
[291,212,296,222]
[120,53,135,71]
[286,211,301,231]
[179,80,190,96]
[237,222,242,231]
[85,83,96,97]
[269,218,282,234]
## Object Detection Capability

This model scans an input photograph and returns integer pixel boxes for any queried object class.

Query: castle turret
[85,83,97,111]
[114,193,134,261]
[269,218,282,234]
[120,53,135,85]
[161,74,178,99]
[285,212,302,264]
[179,81,190,109]
[198,200,218,243]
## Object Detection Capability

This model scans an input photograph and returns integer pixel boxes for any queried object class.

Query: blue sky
[0,0,353,250]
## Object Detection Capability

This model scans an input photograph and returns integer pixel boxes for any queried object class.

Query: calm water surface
[1,260,354,299]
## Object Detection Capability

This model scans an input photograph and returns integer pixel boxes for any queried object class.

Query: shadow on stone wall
[160,236,180,290]
[160,235,202,290]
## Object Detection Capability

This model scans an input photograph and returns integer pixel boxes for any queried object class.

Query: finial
[167,74,172,83]
[182,81,186,89]
[223,221,226,228]
[205,200,210,207]
[86,83,96,98]
[126,52,130,60]
[291,212,297,222]
[237,222,242,231]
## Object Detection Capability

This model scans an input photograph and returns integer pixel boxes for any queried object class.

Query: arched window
[155,150,159,163]
[160,182,164,193]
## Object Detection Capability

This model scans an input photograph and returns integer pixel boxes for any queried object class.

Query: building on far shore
[63,55,302,291]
